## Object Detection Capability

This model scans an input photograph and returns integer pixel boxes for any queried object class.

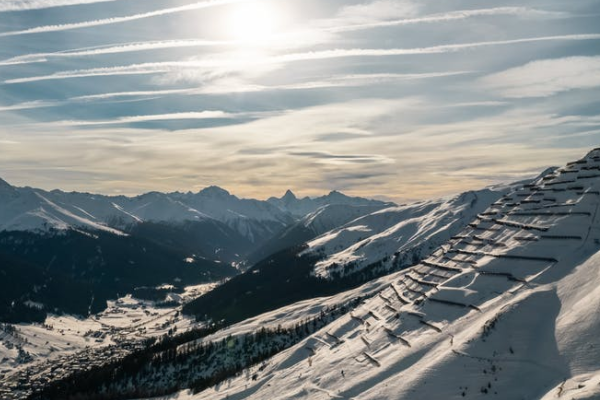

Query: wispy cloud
[324,7,567,33]
[0,0,248,37]
[333,0,421,24]
[3,63,177,84]
[271,34,600,63]
[288,151,394,165]
[0,0,117,12]
[52,110,255,126]
[7,34,598,85]
[0,6,567,66]
[59,71,469,101]
[0,40,236,66]
[480,56,600,98]
[0,100,63,111]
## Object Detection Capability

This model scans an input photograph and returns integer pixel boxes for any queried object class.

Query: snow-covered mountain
[177,148,600,400]
[247,203,390,264]
[0,181,393,247]
[267,189,393,217]
[182,183,524,325]
[305,189,514,279]
[0,182,294,243]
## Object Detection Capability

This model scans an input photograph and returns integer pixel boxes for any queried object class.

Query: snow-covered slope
[0,183,294,242]
[247,203,389,264]
[181,148,600,400]
[305,188,515,279]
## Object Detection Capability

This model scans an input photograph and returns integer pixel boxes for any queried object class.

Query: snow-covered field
[153,150,600,400]
[0,283,216,378]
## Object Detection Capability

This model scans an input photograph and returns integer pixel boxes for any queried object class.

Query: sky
[0,0,599,202]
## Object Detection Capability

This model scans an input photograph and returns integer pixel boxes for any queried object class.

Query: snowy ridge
[181,149,600,400]
[0,185,293,241]
[305,188,514,279]
[0,183,391,243]
[267,189,393,217]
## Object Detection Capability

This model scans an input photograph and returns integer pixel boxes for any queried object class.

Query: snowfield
[156,149,600,400]
[305,187,517,279]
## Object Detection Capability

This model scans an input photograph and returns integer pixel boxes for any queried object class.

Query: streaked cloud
[0,0,117,12]
[0,0,248,37]
[324,7,567,33]
[0,40,237,67]
[7,34,599,85]
[480,56,600,98]
[51,110,265,126]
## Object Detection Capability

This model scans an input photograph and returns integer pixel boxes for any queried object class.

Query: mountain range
[0,181,393,322]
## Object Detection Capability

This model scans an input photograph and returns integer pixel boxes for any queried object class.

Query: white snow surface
[157,149,600,400]
[305,187,515,279]
[0,284,216,376]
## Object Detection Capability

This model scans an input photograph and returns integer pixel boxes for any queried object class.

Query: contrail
[325,7,567,33]
[0,0,249,37]
[0,0,118,12]
[0,40,237,66]
[5,34,600,84]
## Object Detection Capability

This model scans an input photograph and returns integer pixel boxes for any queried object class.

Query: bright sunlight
[226,2,280,43]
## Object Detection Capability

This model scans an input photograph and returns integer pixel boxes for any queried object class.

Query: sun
[227,3,279,44]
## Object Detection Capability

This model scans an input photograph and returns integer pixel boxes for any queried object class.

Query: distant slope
[247,204,389,264]
[306,189,508,279]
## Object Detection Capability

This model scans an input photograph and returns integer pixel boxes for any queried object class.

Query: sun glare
[227,3,279,44]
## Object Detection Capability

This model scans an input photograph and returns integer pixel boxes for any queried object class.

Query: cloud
[334,0,420,24]
[51,110,258,126]
[0,0,117,12]
[0,100,63,111]
[480,56,600,98]
[288,151,394,165]
[2,98,596,201]
[0,5,568,63]
[325,7,567,33]
[0,0,248,37]
[3,63,177,84]
[270,34,600,63]
[0,40,236,67]
[8,34,599,85]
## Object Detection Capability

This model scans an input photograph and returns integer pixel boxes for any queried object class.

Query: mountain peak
[327,190,346,198]
[282,189,297,202]
[0,177,12,190]
[198,186,231,198]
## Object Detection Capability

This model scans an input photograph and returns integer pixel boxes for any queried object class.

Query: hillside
[129,149,600,400]
[182,185,518,324]
[246,203,389,264]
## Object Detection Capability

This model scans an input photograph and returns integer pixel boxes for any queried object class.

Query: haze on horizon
[0,0,599,202]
